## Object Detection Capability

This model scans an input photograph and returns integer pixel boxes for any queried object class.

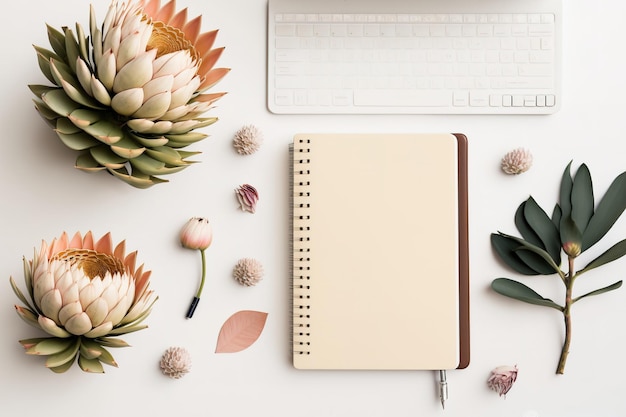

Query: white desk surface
[1,1,625,416]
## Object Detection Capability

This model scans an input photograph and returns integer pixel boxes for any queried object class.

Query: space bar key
[354,90,452,107]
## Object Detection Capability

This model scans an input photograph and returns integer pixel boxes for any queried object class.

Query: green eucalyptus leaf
[573,281,622,303]
[491,278,563,310]
[522,196,561,262]
[551,203,562,230]
[579,239,626,274]
[500,232,563,275]
[571,163,594,234]
[559,161,574,221]
[491,233,541,275]
[582,171,626,251]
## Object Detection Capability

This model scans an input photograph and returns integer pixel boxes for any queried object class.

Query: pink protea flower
[487,365,519,397]
[30,0,229,187]
[10,231,157,373]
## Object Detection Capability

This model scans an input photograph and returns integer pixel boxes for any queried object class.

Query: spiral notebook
[291,133,469,370]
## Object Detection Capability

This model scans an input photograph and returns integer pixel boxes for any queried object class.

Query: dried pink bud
[233,258,264,286]
[160,347,192,379]
[501,148,533,175]
[233,124,263,155]
[180,217,213,250]
[235,184,259,213]
[487,365,518,397]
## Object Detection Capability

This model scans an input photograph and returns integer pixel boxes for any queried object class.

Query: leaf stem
[556,256,575,374]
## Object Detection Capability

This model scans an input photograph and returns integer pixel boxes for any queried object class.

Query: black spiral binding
[292,138,312,356]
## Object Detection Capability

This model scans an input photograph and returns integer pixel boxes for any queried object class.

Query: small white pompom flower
[501,148,533,175]
[160,347,192,379]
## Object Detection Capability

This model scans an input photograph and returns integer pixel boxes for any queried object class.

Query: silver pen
[438,370,448,409]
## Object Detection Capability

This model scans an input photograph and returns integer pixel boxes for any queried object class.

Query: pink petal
[169,7,188,29]
[195,30,218,58]
[94,232,113,255]
[182,15,202,43]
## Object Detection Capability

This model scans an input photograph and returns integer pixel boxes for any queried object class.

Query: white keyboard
[267,0,561,115]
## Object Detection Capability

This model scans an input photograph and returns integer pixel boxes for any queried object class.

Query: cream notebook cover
[292,133,467,370]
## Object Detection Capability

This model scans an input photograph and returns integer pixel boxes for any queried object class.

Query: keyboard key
[354,89,451,107]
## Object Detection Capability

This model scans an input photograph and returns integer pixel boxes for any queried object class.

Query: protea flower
[30,0,229,188]
[9,231,157,373]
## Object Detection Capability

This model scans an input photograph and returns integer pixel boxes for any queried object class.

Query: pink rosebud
[487,365,518,397]
[180,217,213,251]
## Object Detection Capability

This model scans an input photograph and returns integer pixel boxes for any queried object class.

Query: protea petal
[38,316,72,338]
[111,88,144,116]
[84,321,113,338]
[39,289,63,323]
[113,49,157,92]
[64,312,93,335]
[58,301,84,326]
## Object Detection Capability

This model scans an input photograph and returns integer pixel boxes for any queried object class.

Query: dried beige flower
[233,124,263,155]
[235,184,259,213]
[233,258,264,286]
[501,148,533,175]
[487,365,518,397]
[160,347,192,379]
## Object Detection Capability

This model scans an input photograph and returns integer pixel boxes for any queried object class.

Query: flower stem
[186,249,206,319]
[556,256,575,374]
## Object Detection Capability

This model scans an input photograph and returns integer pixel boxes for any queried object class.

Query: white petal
[111,88,144,116]
[75,58,94,96]
[58,300,84,326]
[113,49,157,93]
[85,298,109,327]
[104,294,130,326]
[61,281,80,304]
[133,92,172,119]
[170,120,201,134]
[33,270,55,307]
[127,119,173,134]
[153,51,193,78]
[79,283,98,308]
[101,282,121,309]
[38,316,71,338]
[169,82,197,109]
[64,312,93,335]
[84,321,113,338]
[96,49,117,91]
[172,68,198,91]
[103,26,122,60]
[39,289,63,323]
[161,105,190,121]
[91,76,112,106]
[143,75,174,100]
[116,31,143,70]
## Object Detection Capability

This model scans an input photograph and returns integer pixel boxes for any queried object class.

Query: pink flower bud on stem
[180,217,213,319]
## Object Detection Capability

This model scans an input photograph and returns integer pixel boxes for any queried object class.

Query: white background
[1,1,625,416]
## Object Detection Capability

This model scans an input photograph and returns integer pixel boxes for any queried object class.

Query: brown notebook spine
[292,138,312,356]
